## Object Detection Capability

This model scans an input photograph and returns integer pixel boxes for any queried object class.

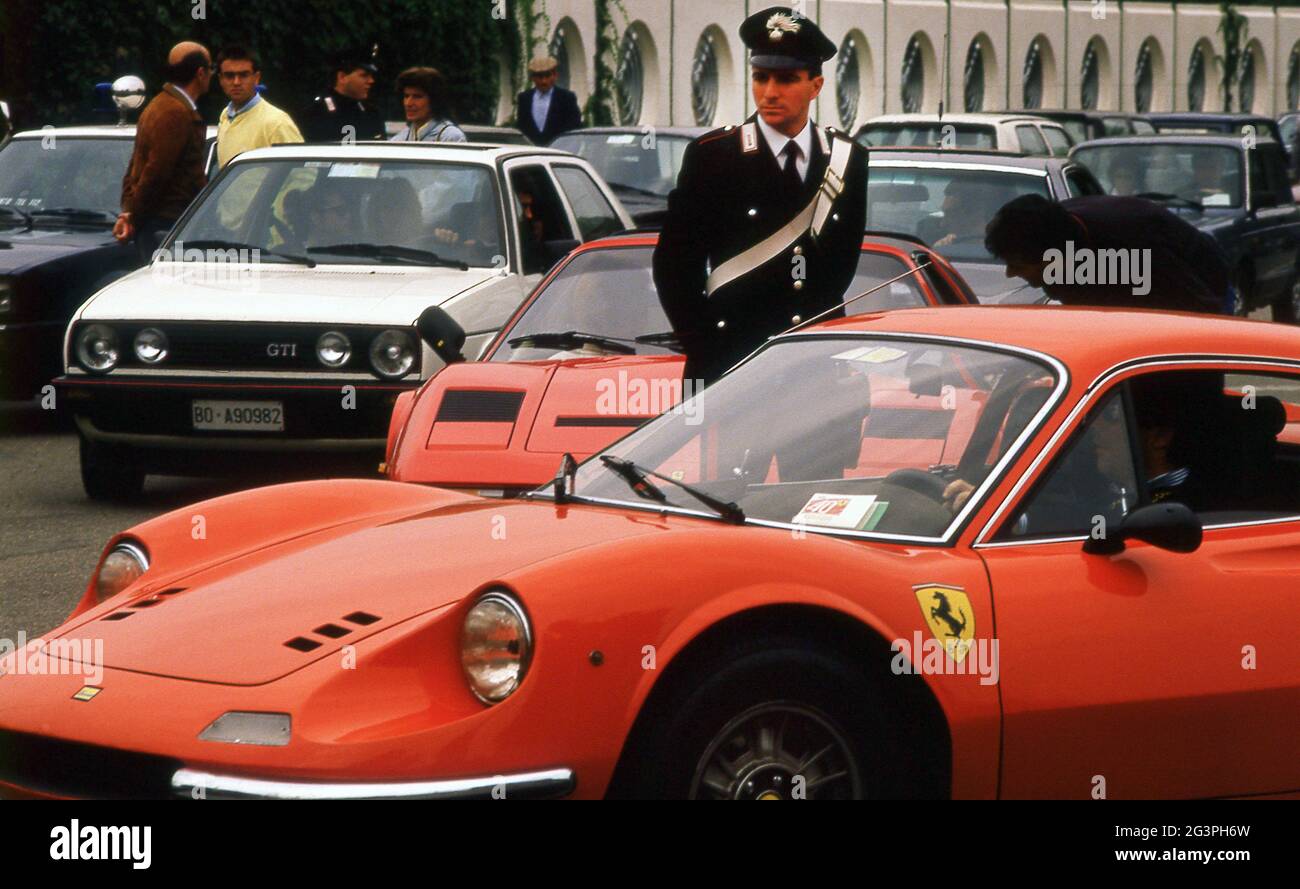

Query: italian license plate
[192,400,284,432]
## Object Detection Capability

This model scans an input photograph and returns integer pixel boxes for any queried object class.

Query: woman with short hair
[390,67,466,143]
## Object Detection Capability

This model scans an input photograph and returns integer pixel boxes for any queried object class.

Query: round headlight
[369,329,415,379]
[133,327,169,364]
[461,592,532,704]
[317,331,351,368]
[94,541,148,603]
[76,324,120,373]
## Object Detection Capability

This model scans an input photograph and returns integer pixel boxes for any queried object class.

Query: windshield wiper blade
[29,207,116,222]
[307,242,470,270]
[508,330,637,354]
[633,331,686,352]
[1136,191,1204,212]
[599,455,745,524]
[610,183,666,199]
[0,206,33,229]
[177,238,316,267]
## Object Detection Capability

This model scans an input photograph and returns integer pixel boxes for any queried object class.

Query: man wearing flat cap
[302,49,387,143]
[517,56,583,146]
[654,6,868,387]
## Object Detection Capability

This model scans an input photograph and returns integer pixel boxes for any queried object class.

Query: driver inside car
[931,181,999,249]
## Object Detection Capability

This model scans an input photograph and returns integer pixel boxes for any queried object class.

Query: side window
[1248,149,1272,207]
[1042,126,1073,157]
[552,165,623,240]
[1065,167,1104,197]
[998,389,1138,540]
[509,165,575,275]
[1015,125,1049,156]
[1260,144,1294,205]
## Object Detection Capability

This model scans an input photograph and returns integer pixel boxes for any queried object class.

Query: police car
[56,140,632,499]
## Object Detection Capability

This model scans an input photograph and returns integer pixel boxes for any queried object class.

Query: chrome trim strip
[871,160,1049,176]
[170,766,575,800]
[63,367,414,382]
[974,354,1300,546]
[111,540,150,571]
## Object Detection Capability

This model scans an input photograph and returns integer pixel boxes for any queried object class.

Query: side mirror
[552,452,578,503]
[415,306,466,365]
[1082,502,1203,556]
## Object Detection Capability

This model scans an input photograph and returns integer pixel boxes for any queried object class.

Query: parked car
[1146,112,1284,146]
[549,127,707,225]
[383,122,530,145]
[1073,134,1300,320]
[1011,109,1155,143]
[863,148,1103,303]
[855,113,1074,157]
[384,230,976,491]
[5,306,1300,799]
[0,124,216,401]
[55,141,633,499]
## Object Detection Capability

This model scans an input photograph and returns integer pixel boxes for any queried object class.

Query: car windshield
[1059,120,1089,143]
[170,158,504,266]
[857,124,997,150]
[1073,143,1242,208]
[0,137,133,220]
[866,165,1052,262]
[565,336,1058,539]
[550,133,690,197]
[493,245,937,362]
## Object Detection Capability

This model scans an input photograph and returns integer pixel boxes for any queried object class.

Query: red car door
[977,364,1300,798]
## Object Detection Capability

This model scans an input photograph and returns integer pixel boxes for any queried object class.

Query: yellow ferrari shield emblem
[72,686,102,702]
[913,584,975,663]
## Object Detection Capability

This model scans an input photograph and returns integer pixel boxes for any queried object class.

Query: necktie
[781,142,803,196]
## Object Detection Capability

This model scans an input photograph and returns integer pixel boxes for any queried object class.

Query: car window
[845,250,930,311]
[1254,144,1293,206]
[552,165,624,240]
[866,166,1052,262]
[1060,120,1089,144]
[0,137,134,218]
[1101,117,1132,136]
[572,337,1057,539]
[1015,125,1049,156]
[551,133,689,197]
[997,389,1138,541]
[857,124,996,150]
[1074,143,1243,207]
[509,164,575,274]
[1064,166,1104,197]
[1132,119,1155,135]
[173,158,504,267]
[1042,126,1073,156]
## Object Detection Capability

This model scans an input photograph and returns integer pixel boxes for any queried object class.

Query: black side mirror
[1082,502,1203,556]
[415,306,466,365]
[552,452,578,503]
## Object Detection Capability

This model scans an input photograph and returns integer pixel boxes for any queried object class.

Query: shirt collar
[225,92,261,120]
[534,86,554,99]
[755,116,813,162]
[168,84,198,111]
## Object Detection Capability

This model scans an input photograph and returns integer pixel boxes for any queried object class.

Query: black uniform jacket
[653,115,868,385]
[301,91,387,143]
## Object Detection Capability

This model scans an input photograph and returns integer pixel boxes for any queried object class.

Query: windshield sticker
[1202,193,1231,207]
[832,345,908,364]
[304,161,332,168]
[793,493,879,528]
[858,501,889,531]
[606,134,637,144]
[328,163,381,179]
[890,282,913,294]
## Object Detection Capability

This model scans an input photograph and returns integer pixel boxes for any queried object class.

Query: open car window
[568,336,1060,540]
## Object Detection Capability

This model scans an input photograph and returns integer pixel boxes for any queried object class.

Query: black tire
[79,435,145,502]
[619,637,905,799]
[1271,277,1300,324]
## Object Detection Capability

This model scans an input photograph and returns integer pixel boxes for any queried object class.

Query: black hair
[984,193,1082,263]
[396,66,449,116]
[166,50,210,84]
[216,45,260,72]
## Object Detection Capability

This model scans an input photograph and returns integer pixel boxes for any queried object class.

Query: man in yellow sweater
[215,46,302,167]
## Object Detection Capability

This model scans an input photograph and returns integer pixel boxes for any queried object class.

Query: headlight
[369,329,415,379]
[317,331,351,368]
[0,280,12,315]
[76,324,120,373]
[461,591,532,704]
[133,327,169,364]
[94,541,148,603]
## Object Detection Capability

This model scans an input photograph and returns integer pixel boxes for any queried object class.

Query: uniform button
[832,212,840,222]
[793,246,803,256]
[747,208,757,217]
[791,314,802,324]
[793,279,804,291]
[716,319,727,329]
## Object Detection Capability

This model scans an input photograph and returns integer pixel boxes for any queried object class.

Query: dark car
[549,127,707,225]
[863,148,1104,304]
[1146,112,1286,168]
[1073,134,1300,321]
[1012,109,1155,144]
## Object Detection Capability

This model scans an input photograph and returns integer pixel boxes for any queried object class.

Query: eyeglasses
[219,70,256,82]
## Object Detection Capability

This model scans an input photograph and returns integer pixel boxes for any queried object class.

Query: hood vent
[436,390,525,423]
[283,611,383,653]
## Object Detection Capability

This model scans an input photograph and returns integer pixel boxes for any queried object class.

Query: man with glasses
[115,41,213,264]
[214,46,302,168]
[516,56,582,146]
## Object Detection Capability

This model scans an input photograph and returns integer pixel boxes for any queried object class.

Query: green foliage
[15,0,513,127]
[1216,2,1249,111]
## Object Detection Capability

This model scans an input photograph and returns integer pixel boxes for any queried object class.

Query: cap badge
[766,12,801,41]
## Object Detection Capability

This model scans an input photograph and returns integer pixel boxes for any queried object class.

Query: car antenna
[784,261,932,335]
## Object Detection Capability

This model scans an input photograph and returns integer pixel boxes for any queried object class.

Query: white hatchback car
[57,141,632,498]
[855,113,1075,157]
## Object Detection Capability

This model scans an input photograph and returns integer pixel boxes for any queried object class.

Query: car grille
[435,390,526,423]
[0,729,182,799]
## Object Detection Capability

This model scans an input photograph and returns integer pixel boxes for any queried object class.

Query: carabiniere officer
[653,6,868,387]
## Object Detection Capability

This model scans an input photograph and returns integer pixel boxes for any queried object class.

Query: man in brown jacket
[114,42,212,264]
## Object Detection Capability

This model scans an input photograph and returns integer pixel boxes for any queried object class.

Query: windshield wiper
[1136,192,1204,212]
[0,206,33,229]
[599,455,745,524]
[508,330,637,354]
[307,242,470,270]
[177,238,316,267]
[609,182,666,199]
[633,331,687,353]
[29,207,116,224]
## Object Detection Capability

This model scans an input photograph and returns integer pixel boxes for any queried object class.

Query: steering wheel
[882,468,950,501]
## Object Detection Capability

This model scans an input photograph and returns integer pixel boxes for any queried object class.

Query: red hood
[389,355,684,488]
[53,495,666,686]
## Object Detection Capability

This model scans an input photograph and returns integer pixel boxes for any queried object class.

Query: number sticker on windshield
[793,493,880,529]
[832,345,908,364]
[328,163,380,179]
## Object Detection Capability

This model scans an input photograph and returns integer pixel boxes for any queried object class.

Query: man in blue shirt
[516,56,582,146]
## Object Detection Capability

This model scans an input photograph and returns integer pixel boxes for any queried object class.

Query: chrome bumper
[171,767,575,800]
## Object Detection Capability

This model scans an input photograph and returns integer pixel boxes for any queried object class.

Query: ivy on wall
[1217,2,1249,111]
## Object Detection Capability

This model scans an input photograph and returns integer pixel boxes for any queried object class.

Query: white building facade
[500,1,1300,129]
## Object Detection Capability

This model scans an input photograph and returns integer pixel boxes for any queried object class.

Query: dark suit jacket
[517,87,582,145]
[653,115,869,384]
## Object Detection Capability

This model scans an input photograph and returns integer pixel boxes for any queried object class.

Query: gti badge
[267,343,297,358]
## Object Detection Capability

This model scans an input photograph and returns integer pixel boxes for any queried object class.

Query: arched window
[1080,38,1101,110]
[964,39,985,112]
[901,36,925,113]
[1288,44,1300,111]
[837,35,862,129]
[691,31,719,126]
[1187,45,1206,112]
[615,29,643,125]
[1134,40,1154,113]
[1239,47,1256,113]
[1023,39,1044,109]
[549,28,570,90]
